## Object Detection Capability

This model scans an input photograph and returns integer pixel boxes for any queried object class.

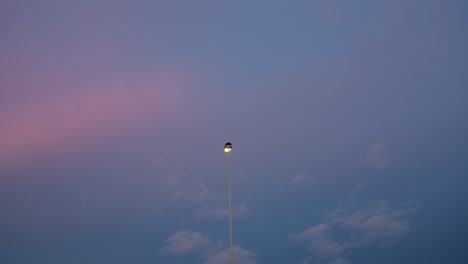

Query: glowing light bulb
[224,142,232,153]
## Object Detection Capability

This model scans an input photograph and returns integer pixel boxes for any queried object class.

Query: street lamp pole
[224,142,234,264]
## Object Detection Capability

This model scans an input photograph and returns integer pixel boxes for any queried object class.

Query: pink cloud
[0,76,180,168]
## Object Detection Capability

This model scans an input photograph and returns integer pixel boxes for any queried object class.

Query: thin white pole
[227,151,234,264]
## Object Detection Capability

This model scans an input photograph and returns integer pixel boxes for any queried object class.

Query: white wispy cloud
[157,168,217,203]
[204,246,259,264]
[330,202,412,245]
[293,173,315,184]
[295,224,344,259]
[350,141,391,195]
[327,258,350,264]
[173,179,216,201]
[160,230,259,264]
[364,141,390,169]
[196,202,250,220]
[349,176,368,195]
[293,201,417,264]
[160,230,207,256]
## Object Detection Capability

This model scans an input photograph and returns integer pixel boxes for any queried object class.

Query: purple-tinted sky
[1,1,467,263]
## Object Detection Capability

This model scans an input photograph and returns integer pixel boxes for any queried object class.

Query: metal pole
[227,152,234,264]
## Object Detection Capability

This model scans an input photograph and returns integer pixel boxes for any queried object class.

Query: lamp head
[224,142,232,153]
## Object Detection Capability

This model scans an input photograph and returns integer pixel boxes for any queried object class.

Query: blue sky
[1,0,467,263]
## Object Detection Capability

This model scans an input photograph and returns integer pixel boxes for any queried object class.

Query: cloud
[293,173,315,184]
[160,230,208,256]
[171,178,217,202]
[364,141,390,169]
[298,256,350,264]
[151,167,219,206]
[0,1,186,169]
[0,77,179,168]
[161,230,259,264]
[351,141,392,194]
[204,246,259,264]
[296,224,331,240]
[295,224,344,259]
[321,4,342,25]
[196,203,250,220]
[331,202,412,245]
[349,176,368,195]
[294,201,417,264]
[326,258,350,264]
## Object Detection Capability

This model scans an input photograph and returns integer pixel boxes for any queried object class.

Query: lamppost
[224,142,234,264]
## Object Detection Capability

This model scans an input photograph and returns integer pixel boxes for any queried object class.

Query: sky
[0,0,467,263]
